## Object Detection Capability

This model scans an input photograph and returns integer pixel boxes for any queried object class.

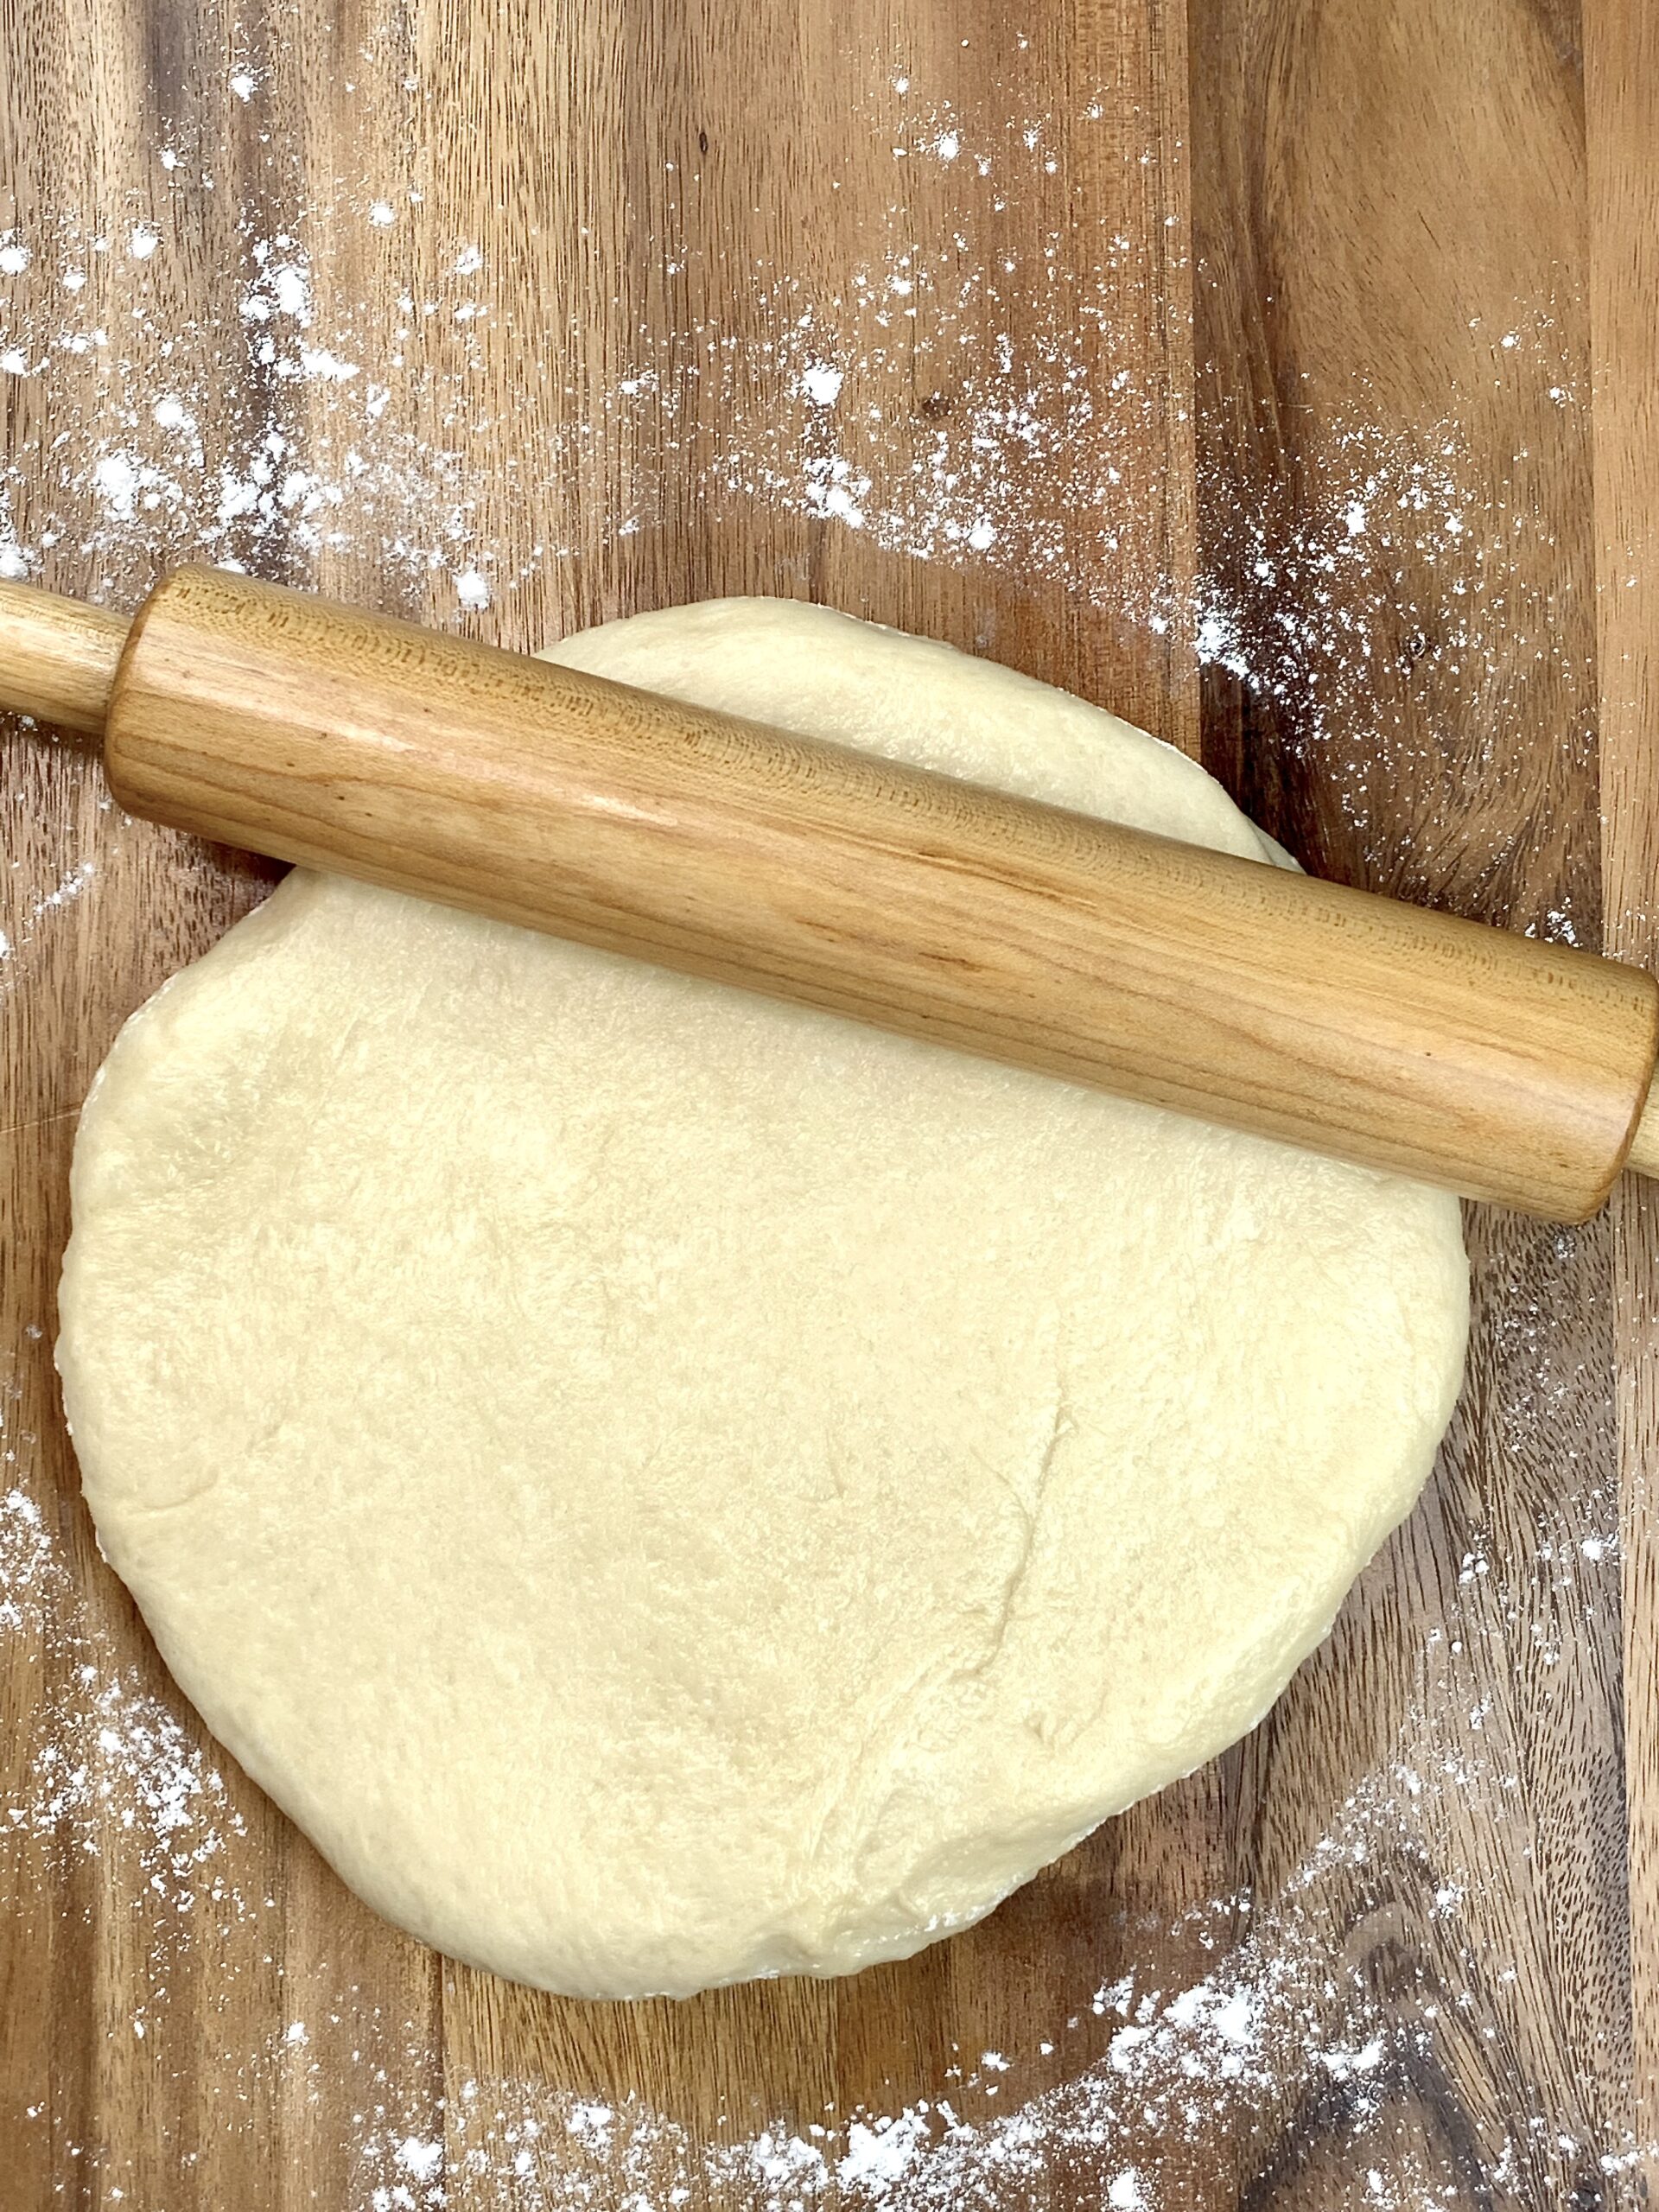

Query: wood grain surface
[1,0,1654,2206]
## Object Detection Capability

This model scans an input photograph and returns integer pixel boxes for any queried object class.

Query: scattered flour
[0,1487,251,1919]
[329,1807,1653,2210]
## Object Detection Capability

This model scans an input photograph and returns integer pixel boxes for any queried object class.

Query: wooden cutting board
[2,2,1655,2205]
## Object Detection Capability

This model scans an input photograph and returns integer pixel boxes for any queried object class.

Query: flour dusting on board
[0,30,1643,2211]
[0,1486,255,1919]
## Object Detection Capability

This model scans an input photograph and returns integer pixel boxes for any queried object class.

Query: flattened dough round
[58,600,1468,1999]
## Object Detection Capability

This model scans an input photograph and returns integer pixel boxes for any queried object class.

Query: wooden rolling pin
[4,563,1657,1221]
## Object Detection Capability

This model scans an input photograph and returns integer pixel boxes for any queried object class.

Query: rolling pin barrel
[7,566,1658,1219]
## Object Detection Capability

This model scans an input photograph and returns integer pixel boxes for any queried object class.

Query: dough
[58,600,1468,1999]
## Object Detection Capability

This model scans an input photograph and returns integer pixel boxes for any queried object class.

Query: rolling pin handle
[0,579,129,737]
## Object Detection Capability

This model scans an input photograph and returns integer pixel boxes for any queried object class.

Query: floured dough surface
[58,599,1468,1999]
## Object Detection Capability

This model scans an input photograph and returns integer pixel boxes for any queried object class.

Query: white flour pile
[1,35,1647,2211]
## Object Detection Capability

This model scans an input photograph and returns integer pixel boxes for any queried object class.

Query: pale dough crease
[58,599,1469,1999]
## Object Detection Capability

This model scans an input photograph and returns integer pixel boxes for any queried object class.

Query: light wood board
[1,0,1655,2203]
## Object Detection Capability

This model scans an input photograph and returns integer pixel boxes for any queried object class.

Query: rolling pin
[3,563,1657,1222]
